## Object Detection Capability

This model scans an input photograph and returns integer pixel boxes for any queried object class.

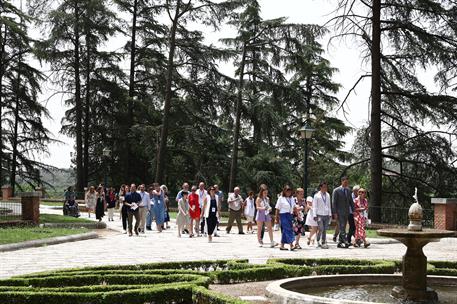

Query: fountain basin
[266,274,457,304]
[376,229,455,302]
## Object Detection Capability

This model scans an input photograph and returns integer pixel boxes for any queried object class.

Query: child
[244,191,256,233]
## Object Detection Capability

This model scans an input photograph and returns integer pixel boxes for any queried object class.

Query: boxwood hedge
[0,258,455,304]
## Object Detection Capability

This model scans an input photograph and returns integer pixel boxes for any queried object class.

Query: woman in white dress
[305,195,318,245]
[243,191,255,233]
[85,186,97,218]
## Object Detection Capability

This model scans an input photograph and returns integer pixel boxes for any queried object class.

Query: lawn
[327,229,380,238]
[0,227,88,245]
[40,213,92,223]
[41,201,64,207]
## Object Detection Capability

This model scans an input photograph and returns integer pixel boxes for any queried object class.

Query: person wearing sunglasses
[353,188,370,248]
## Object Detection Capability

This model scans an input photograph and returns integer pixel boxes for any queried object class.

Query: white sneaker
[123,230,127,234]
[316,242,322,248]
[270,241,278,248]
[321,243,329,249]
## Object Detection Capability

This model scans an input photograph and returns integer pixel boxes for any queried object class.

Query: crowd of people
[63,176,371,249]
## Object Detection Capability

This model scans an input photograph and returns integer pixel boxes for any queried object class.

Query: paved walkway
[1,208,456,279]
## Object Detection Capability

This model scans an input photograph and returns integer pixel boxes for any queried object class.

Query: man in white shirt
[214,184,224,234]
[198,182,208,234]
[137,184,150,233]
[226,187,245,234]
[313,181,332,249]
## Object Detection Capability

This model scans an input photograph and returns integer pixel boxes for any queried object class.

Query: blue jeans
[146,205,155,228]
[316,215,330,244]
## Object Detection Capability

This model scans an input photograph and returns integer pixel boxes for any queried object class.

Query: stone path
[1,208,456,279]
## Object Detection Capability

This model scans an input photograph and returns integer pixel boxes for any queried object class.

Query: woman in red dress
[188,185,201,237]
[353,188,370,248]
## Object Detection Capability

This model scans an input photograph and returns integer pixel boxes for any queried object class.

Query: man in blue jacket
[124,184,142,236]
[332,176,355,248]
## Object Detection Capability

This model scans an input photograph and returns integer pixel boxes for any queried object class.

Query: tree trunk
[229,43,247,191]
[370,0,382,222]
[155,1,181,184]
[74,1,84,194]
[126,0,138,181]
[251,28,261,151]
[83,18,91,188]
[10,70,21,196]
[0,24,6,186]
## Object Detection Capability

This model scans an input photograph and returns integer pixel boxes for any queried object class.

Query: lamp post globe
[299,124,315,140]
[102,147,111,158]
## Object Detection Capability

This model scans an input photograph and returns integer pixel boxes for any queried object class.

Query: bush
[1,257,454,304]
[267,258,396,275]
[427,261,457,276]
[192,286,246,304]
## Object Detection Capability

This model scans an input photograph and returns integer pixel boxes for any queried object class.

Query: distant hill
[40,168,75,193]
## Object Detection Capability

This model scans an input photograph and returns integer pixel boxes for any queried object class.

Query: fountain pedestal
[378,229,454,303]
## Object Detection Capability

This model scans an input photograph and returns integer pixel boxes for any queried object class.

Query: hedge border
[1,258,456,304]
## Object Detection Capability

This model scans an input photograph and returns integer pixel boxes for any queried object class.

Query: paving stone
[0,209,456,279]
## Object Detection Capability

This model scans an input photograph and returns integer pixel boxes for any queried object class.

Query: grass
[0,227,88,245]
[327,229,380,238]
[40,214,92,223]
[41,201,65,207]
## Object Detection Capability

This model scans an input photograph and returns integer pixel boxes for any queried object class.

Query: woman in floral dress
[292,188,308,249]
[353,188,370,248]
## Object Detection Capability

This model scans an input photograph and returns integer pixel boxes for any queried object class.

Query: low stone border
[41,221,107,229]
[266,274,457,304]
[0,231,98,252]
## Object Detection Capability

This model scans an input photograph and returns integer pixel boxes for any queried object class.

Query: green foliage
[427,261,457,276]
[39,214,92,224]
[2,257,456,304]
[192,286,247,304]
[0,0,55,193]
[0,227,88,245]
[334,0,457,207]
[267,258,396,275]
[222,0,351,193]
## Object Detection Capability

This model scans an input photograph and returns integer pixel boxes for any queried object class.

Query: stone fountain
[377,188,454,303]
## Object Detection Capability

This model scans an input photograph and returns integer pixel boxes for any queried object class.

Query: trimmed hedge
[1,258,456,304]
[267,258,397,276]
[192,286,246,304]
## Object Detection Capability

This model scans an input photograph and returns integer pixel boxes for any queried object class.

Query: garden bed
[0,227,88,245]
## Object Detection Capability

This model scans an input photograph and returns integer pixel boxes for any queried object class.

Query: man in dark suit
[124,184,142,237]
[332,176,355,248]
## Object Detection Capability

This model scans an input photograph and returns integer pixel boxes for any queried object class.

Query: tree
[114,0,167,182]
[80,0,121,186]
[34,0,121,191]
[1,0,55,194]
[154,0,239,184]
[33,0,85,192]
[333,0,457,219]
[223,1,351,191]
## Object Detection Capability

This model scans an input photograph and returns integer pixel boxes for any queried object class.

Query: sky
[39,0,372,169]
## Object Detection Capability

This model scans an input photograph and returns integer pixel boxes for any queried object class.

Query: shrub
[2,257,453,304]
[192,286,246,304]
